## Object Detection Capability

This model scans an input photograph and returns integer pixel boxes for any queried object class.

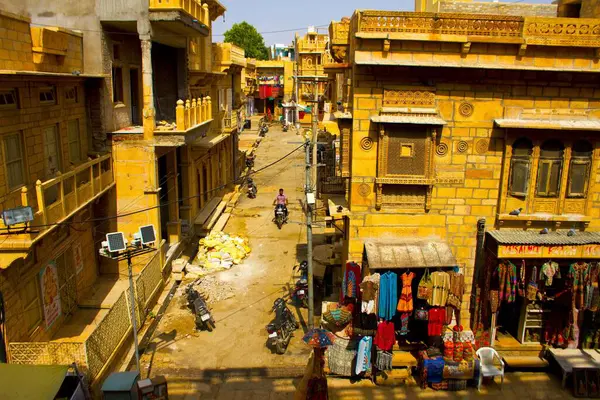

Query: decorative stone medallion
[459,102,474,117]
[456,140,469,153]
[436,142,449,157]
[358,183,371,197]
[475,139,489,154]
[360,137,374,151]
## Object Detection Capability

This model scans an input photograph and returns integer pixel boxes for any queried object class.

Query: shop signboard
[39,261,62,328]
[498,244,600,258]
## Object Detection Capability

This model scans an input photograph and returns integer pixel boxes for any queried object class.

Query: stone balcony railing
[149,0,210,26]
[213,43,247,72]
[329,20,350,46]
[0,155,114,243]
[223,111,238,131]
[355,11,600,48]
[297,38,329,52]
[175,97,212,131]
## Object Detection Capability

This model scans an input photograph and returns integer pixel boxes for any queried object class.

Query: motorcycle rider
[247,177,257,198]
[273,188,288,221]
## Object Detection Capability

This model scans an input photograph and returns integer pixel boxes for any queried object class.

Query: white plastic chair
[476,347,505,391]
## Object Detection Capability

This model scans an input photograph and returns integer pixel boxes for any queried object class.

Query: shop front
[323,238,482,389]
[479,231,600,350]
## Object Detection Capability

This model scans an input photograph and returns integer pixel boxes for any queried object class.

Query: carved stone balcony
[148,0,210,36]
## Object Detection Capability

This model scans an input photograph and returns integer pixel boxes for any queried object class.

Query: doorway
[202,165,209,205]
[43,124,62,204]
[130,68,140,125]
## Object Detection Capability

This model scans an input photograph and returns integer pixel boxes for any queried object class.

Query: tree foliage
[224,22,269,60]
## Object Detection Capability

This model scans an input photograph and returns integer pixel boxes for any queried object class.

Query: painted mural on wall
[40,261,62,328]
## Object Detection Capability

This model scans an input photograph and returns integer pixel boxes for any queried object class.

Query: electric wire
[0,143,306,233]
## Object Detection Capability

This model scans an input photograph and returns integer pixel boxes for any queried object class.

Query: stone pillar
[140,35,155,141]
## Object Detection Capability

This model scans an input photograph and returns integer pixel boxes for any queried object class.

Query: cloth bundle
[375,350,393,371]
[326,337,357,377]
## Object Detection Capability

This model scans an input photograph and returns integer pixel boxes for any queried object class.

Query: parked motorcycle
[266,297,299,354]
[245,154,255,169]
[259,124,268,137]
[292,261,309,307]
[186,283,216,332]
[247,178,257,199]
[274,204,287,229]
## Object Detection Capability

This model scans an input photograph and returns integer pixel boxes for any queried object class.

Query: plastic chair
[476,347,505,391]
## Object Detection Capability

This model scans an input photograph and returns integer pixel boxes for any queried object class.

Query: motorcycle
[292,261,309,307]
[247,179,257,199]
[245,155,255,169]
[274,204,286,229]
[186,283,216,332]
[266,297,299,354]
[259,124,268,137]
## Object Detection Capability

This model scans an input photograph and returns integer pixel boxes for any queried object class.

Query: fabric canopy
[0,364,68,400]
[364,238,456,269]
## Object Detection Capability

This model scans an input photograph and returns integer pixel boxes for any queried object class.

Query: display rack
[518,302,551,344]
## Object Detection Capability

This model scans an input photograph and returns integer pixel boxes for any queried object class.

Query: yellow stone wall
[0,11,83,73]
[345,49,600,328]
[0,79,88,215]
[0,207,97,343]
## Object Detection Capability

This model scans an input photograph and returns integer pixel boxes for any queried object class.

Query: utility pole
[126,250,141,373]
[305,138,314,329]
[311,80,319,190]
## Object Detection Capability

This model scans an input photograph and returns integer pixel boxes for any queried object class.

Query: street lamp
[99,225,157,374]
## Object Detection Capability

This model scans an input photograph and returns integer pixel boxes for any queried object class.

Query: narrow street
[139,123,312,398]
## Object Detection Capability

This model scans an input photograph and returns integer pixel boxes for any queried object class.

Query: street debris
[178,276,235,305]
[155,120,177,131]
[193,231,251,273]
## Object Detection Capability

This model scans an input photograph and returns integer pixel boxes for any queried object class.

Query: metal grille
[386,127,427,176]
[85,292,131,379]
[318,147,345,195]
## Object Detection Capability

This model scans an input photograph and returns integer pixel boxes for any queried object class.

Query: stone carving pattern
[524,19,600,46]
[384,89,435,107]
[359,12,523,38]
[563,200,585,214]
[459,102,474,117]
[360,137,374,151]
[436,142,449,156]
[382,187,426,208]
[475,139,489,154]
[359,183,371,197]
[534,200,557,213]
[457,140,469,153]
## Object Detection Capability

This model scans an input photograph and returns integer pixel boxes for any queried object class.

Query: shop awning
[487,230,600,246]
[364,238,456,269]
[0,364,69,400]
[494,119,600,131]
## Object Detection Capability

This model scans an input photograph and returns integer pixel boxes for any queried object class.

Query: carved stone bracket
[518,44,527,57]
[383,38,391,54]
[375,183,383,210]
[461,42,471,57]
[426,186,433,211]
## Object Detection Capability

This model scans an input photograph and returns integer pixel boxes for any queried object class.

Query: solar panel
[139,225,156,245]
[106,232,127,253]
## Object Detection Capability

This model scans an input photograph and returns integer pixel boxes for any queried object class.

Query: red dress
[374,321,395,351]
[428,307,446,336]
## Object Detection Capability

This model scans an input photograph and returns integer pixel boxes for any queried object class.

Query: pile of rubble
[193,231,250,272]
[182,276,235,305]
[155,120,177,131]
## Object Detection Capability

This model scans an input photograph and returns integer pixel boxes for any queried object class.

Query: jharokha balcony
[0,155,115,263]
[148,0,212,36]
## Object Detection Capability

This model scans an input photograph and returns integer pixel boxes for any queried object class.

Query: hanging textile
[540,261,561,287]
[326,336,356,376]
[360,273,380,315]
[374,321,395,351]
[498,260,517,303]
[355,336,372,375]
[446,271,464,309]
[341,262,361,300]
[570,262,590,309]
[400,313,410,336]
[428,307,446,337]
[430,271,450,306]
[375,350,393,371]
[377,271,398,321]
[397,271,415,312]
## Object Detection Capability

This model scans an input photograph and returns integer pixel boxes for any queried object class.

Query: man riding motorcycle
[273,188,288,221]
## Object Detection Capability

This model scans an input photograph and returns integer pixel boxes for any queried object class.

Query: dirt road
[139,123,311,398]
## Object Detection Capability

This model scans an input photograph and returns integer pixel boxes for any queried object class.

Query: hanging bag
[417,268,432,300]
[414,304,429,321]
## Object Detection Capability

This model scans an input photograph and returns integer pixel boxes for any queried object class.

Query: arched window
[536,140,564,197]
[509,138,533,197]
[568,140,593,198]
